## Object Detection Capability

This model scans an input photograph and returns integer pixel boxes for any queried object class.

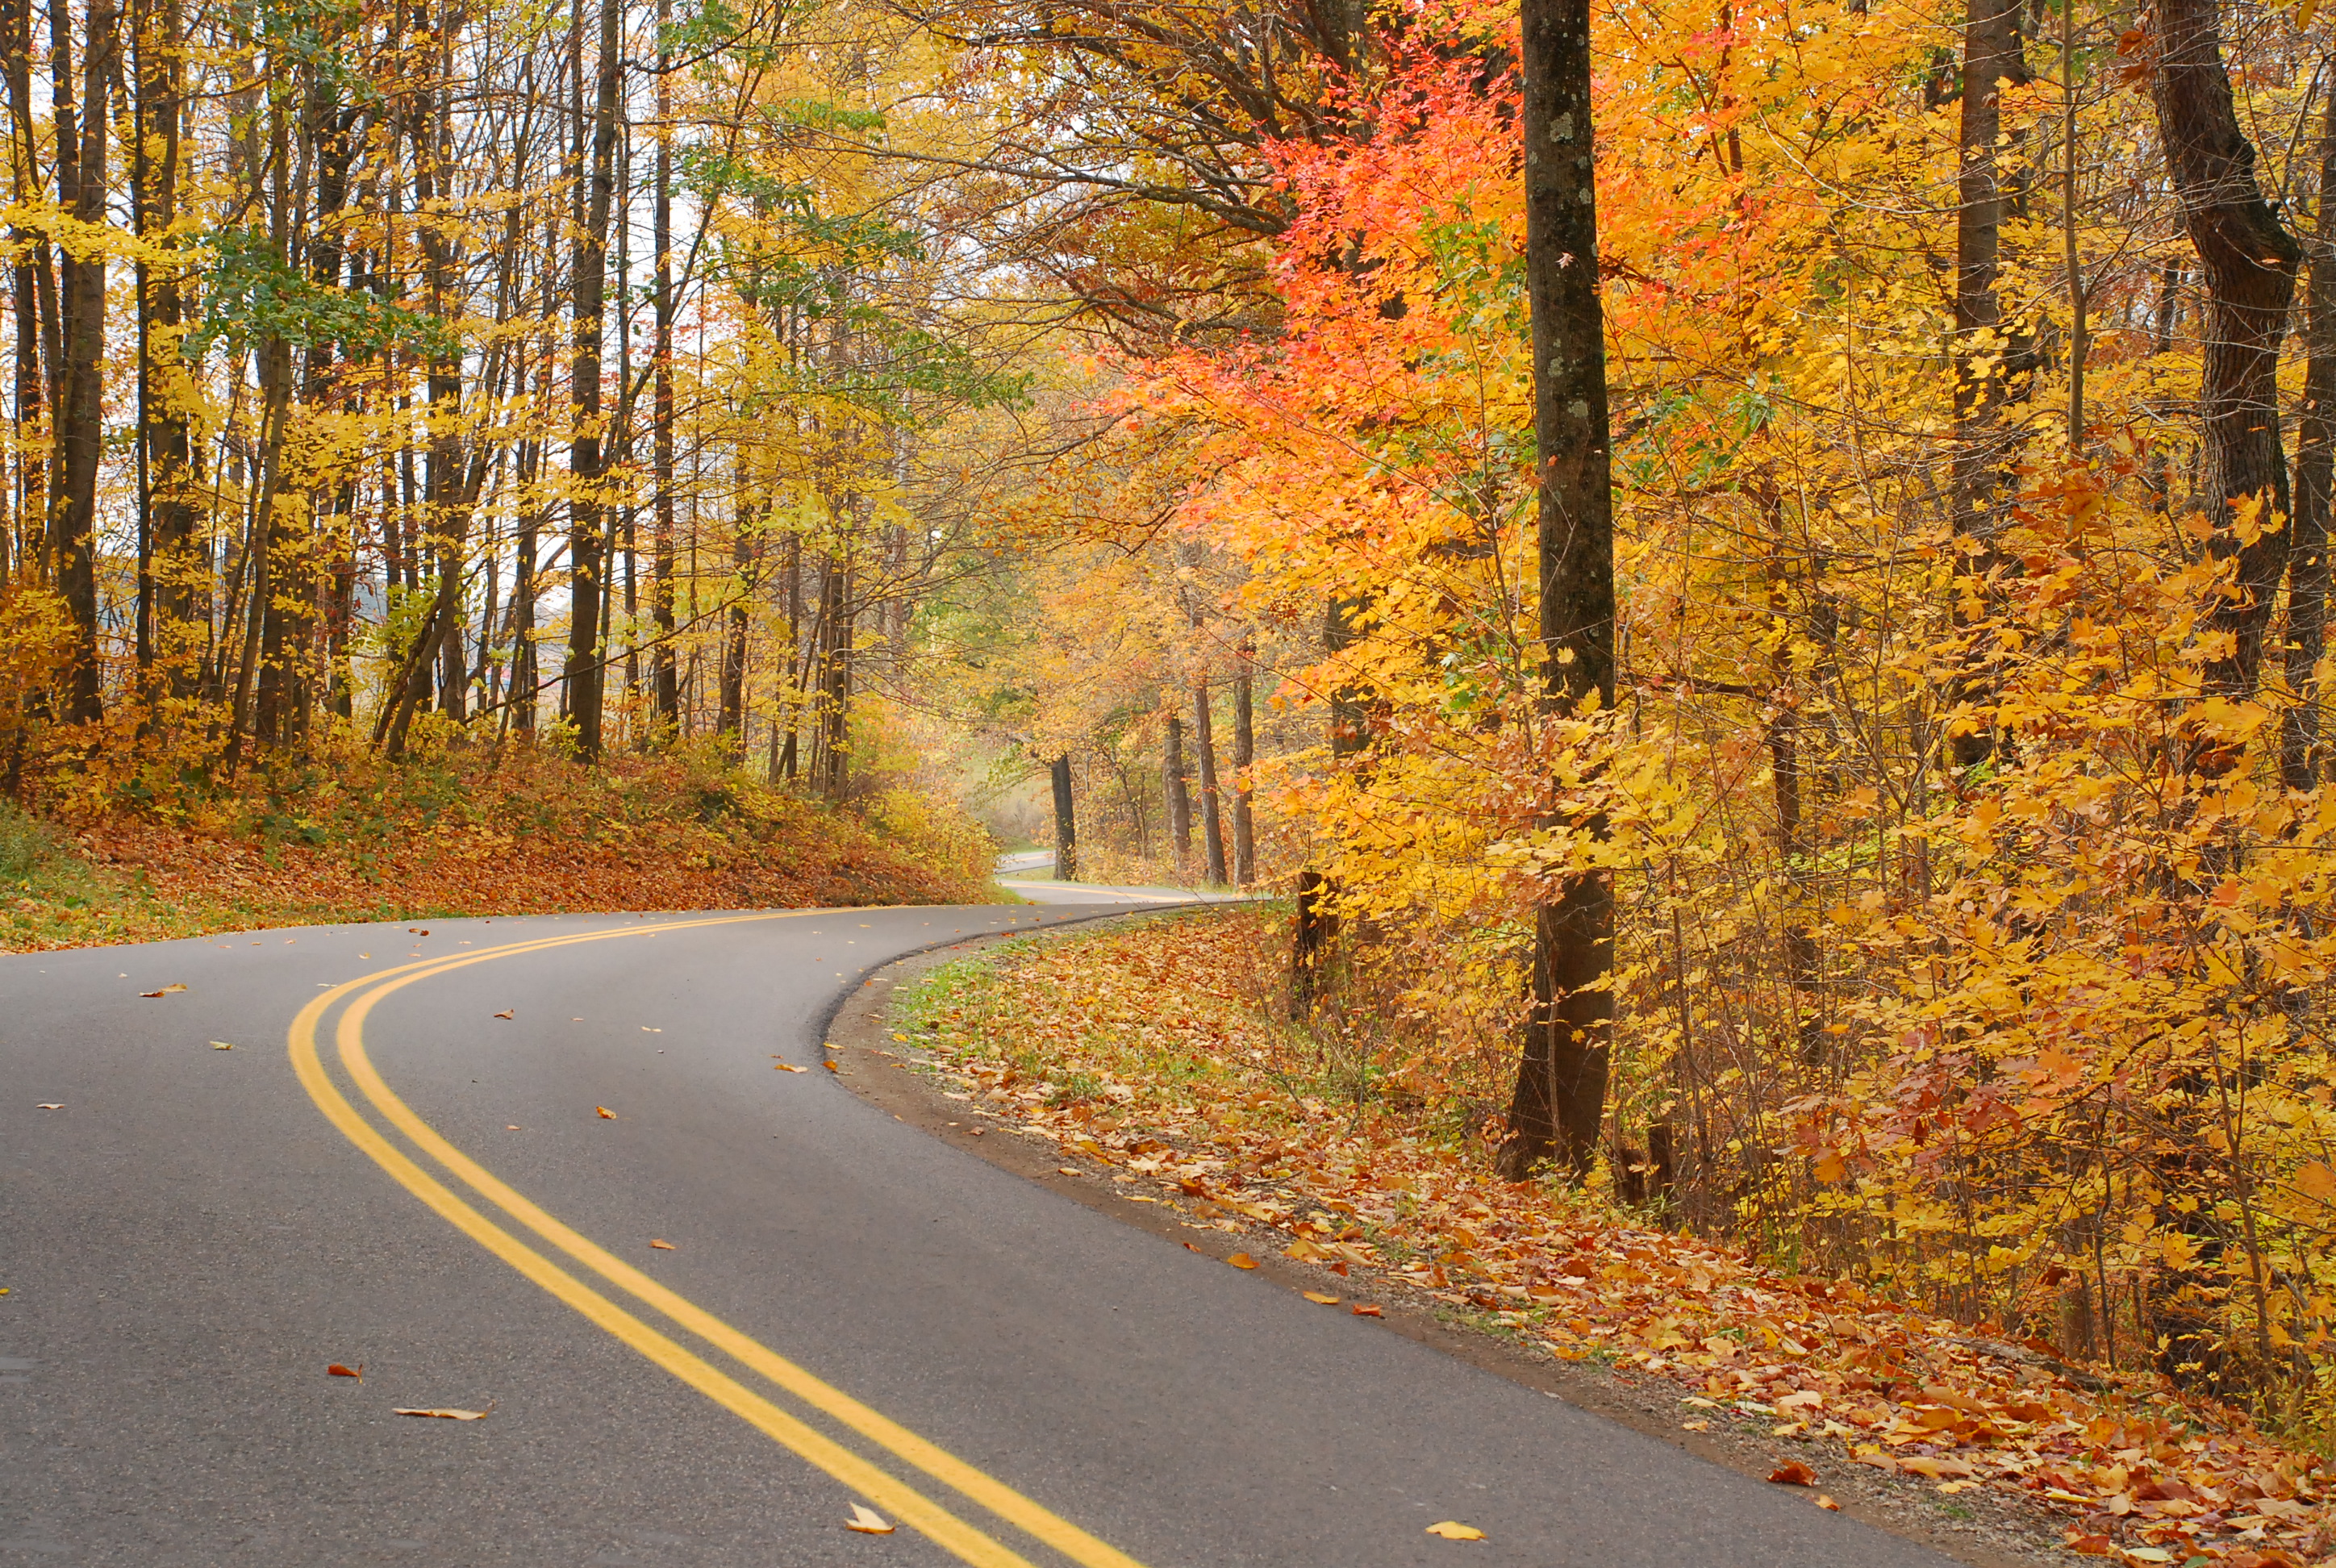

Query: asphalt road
[2,907,1964,1566]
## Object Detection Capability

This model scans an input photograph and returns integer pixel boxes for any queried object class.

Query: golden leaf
[1424,1521,1485,1541]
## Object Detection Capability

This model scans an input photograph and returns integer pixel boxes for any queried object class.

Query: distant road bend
[3,907,1963,1566]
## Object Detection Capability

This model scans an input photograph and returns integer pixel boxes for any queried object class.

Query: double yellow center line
[287,913,1146,1568]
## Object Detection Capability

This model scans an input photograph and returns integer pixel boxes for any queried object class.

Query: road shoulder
[823,914,2063,1568]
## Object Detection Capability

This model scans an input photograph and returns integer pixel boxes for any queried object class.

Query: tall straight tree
[2287,87,2336,789]
[1192,678,1227,885]
[650,0,679,732]
[1495,0,1618,1179]
[1944,0,2028,769]
[1050,753,1077,879]
[132,0,196,698]
[565,0,625,760]
[53,0,119,724]
[1231,641,1255,886]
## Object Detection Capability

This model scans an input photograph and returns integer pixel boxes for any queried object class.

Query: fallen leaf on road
[2063,1533,2115,1557]
[493,1010,514,1020]
[774,1062,806,1072]
[596,1107,616,1119]
[824,1060,840,1073]
[649,1240,674,1250]
[394,1404,490,1420]
[506,1124,521,1130]
[845,1504,894,1535]
[1768,1462,1817,1487]
[893,1033,909,1042]
[642,1027,661,1033]
[1424,1521,1484,1541]
[211,1041,234,1050]
[35,1103,61,1111]
[327,1364,364,1381]
[1815,1495,1841,1511]
[1351,1303,1383,1317]
[1057,1166,1082,1176]
[1303,1291,1341,1305]
[141,983,186,997]
[1227,1253,1258,1270]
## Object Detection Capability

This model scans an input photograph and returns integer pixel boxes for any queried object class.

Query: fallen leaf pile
[0,745,993,956]
[895,912,2336,1568]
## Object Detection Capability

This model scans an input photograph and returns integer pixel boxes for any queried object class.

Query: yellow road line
[290,916,1148,1568]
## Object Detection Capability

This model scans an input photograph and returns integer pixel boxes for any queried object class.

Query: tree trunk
[134,0,194,698]
[650,0,678,734]
[1050,753,1078,880]
[1194,679,1228,885]
[1232,642,1256,886]
[52,0,117,724]
[2152,0,2303,701]
[1497,0,1617,1180]
[814,554,851,799]
[1163,709,1191,866]
[719,505,755,754]
[563,0,624,760]
[2285,86,2336,790]
[1945,0,2029,769]
[4,0,44,603]
[775,531,800,782]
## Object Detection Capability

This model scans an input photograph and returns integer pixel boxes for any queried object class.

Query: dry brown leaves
[1,749,989,955]
[903,914,2335,1568]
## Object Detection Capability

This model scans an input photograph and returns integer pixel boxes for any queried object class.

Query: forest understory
[889,911,2336,1568]
[0,740,998,953]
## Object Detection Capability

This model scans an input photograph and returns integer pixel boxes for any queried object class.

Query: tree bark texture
[650,0,679,732]
[1946,0,2029,769]
[1050,753,1078,880]
[1232,644,1256,887]
[2151,0,2303,700]
[1163,709,1191,864]
[563,0,624,759]
[1499,0,1617,1181]
[2286,87,2336,790]
[1194,678,1228,886]
[53,0,116,724]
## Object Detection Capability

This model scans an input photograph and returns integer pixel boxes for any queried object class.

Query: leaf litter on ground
[891,911,2336,1568]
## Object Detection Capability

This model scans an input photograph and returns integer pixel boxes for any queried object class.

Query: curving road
[2,907,1963,1566]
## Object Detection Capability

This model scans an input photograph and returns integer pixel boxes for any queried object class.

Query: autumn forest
[4,0,2336,1457]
